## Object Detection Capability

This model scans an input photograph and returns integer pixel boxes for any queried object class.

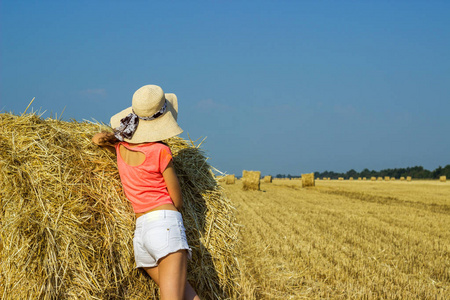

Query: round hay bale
[263,175,272,183]
[301,173,315,187]
[0,112,239,299]
[407,176,412,182]
[242,170,260,191]
[440,176,446,182]
[384,176,390,181]
[225,174,236,185]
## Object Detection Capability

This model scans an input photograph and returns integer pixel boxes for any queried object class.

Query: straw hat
[110,85,182,143]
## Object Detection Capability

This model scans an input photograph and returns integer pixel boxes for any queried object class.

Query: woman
[92,84,200,300]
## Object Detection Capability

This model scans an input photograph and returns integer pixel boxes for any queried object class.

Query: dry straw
[407,176,412,182]
[263,175,272,183]
[349,177,354,181]
[0,112,240,299]
[301,173,315,188]
[384,176,390,181]
[400,177,405,181]
[242,171,261,191]
[338,177,344,181]
[440,176,446,182]
[371,177,376,181]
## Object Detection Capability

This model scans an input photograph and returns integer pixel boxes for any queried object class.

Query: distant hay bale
[363,177,367,181]
[338,177,344,181]
[263,175,272,183]
[349,177,354,181]
[322,177,327,180]
[377,177,383,181]
[0,112,239,299]
[328,177,331,180]
[384,176,390,181]
[358,177,362,181]
[225,174,236,185]
[407,176,412,182]
[440,176,446,182]
[242,170,261,191]
[400,177,405,181]
[301,173,315,187]
[371,177,376,181]
[391,177,396,181]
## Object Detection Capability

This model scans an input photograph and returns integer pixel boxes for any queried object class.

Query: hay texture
[263,175,272,183]
[301,173,315,187]
[407,176,412,182]
[241,171,261,191]
[225,174,236,185]
[0,112,239,299]
[440,176,447,182]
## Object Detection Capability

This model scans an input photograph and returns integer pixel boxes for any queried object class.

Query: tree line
[274,165,450,180]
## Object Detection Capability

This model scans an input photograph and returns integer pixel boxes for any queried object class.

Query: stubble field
[222,179,450,299]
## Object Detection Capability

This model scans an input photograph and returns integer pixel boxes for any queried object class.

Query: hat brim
[110,93,183,143]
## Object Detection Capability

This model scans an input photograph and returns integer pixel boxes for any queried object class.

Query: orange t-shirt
[115,141,174,213]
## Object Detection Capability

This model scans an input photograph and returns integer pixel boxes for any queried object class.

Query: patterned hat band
[114,100,167,141]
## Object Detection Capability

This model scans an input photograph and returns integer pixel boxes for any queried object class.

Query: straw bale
[225,174,236,185]
[377,177,383,181]
[371,177,376,181]
[363,177,367,181]
[391,177,396,181]
[384,176,390,181]
[242,170,261,190]
[338,177,344,181]
[349,177,354,181]
[440,176,447,182]
[400,177,405,181]
[0,112,239,299]
[358,177,362,181]
[407,176,412,182]
[301,173,315,187]
[263,175,272,183]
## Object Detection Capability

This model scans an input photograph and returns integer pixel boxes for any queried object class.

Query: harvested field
[223,179,450,299]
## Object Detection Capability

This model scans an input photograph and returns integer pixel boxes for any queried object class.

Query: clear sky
[1,0,449,176]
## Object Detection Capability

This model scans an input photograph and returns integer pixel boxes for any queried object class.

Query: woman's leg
[143,250,200,300]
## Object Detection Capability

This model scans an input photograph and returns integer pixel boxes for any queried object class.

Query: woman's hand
[92,132,117,154]
[163,161,183,211]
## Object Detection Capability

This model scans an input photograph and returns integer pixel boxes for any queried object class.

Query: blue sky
[1,0,449,176]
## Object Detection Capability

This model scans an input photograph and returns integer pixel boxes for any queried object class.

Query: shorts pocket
[144,226,170,252]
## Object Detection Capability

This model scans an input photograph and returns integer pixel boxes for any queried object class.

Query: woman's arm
[163,161,183,211]
[92,132,117,154]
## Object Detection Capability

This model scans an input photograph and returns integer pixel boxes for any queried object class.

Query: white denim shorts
[133,210,192,268]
